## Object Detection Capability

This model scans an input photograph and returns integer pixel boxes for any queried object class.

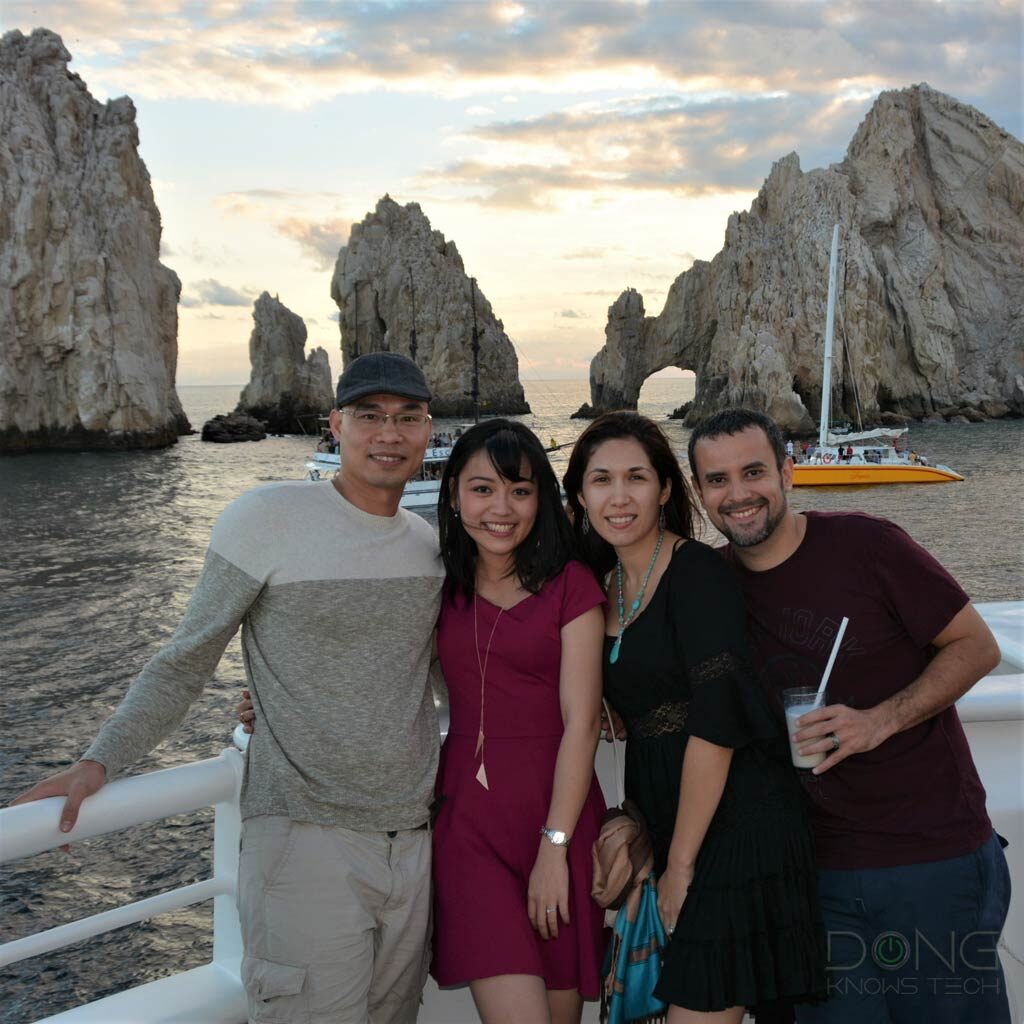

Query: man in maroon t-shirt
[687,408,1011,1024]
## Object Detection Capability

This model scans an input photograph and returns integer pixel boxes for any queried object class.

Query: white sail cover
[825,427,908,446]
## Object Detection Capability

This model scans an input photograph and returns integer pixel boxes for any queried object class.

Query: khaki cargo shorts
[238,815,432,1024]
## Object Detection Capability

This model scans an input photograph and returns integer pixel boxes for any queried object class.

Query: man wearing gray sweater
[14,353,446,1023]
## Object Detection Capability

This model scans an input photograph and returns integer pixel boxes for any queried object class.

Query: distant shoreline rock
[331,196,529,416]
[584,85,1024,430]
[0,28,190,453]
[201,413,267,443]
[235,293,333,433]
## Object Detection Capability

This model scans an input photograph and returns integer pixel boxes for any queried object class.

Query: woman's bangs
[485,429,532,483]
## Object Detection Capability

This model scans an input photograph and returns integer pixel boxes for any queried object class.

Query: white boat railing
[0,750,247,1023]
[1,604,1021,1023]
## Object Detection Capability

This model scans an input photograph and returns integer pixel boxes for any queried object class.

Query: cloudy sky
[3,1,1020,384]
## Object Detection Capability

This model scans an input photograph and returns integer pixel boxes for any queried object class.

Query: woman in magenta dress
[432,418,606,1024]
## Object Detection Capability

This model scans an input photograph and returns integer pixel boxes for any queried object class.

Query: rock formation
[586,85,1024,429]
[0,28,190,452]
[235,292,333,433]
[330,197,529,417]
[201,412,266,443]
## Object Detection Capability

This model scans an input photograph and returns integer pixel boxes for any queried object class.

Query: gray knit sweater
[85,481,445,831]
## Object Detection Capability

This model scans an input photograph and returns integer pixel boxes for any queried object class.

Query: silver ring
[545,907,556,914]
[829,732,840,752]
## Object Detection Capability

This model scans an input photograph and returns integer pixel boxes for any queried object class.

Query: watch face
[544,829,568,845]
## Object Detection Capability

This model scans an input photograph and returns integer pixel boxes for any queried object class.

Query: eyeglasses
[341,409,432,432]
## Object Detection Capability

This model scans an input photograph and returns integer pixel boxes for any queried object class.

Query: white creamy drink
[785,702,825,769]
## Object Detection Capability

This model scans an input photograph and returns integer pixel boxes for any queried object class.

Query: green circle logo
[872,931,911,970]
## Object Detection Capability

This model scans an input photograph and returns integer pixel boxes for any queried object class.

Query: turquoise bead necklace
[609,528,665,664]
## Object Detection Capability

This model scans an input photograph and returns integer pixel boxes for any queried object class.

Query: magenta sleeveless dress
[431,560,607,995]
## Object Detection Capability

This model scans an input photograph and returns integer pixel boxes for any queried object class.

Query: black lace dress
[603,540,826,1015]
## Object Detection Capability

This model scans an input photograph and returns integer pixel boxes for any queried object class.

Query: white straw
[813,616,849,708]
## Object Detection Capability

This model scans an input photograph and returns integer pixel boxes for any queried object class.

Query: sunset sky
[3,1,1020,386]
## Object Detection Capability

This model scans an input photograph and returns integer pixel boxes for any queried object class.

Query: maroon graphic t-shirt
[726,511,992,870]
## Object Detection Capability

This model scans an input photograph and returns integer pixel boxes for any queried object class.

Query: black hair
[686,407,787,476]
[562,411,698,579]
[438,419,577,601]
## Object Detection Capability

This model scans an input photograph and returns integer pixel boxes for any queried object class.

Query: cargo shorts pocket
[242,955,308,1023]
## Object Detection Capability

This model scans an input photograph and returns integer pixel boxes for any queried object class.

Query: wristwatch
[539,827,570,847]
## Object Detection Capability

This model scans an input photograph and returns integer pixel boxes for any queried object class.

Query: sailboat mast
[819,224,840,449]
[470,277,480,424]
[352,282,360,360]
[407,266,418,362]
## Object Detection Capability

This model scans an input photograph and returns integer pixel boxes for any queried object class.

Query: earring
[454,508,460,519]
[658,505,666,532]
[581,509,590,534]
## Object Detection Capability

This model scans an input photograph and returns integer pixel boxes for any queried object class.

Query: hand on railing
[9,760,107,848]
[237,689,256,734]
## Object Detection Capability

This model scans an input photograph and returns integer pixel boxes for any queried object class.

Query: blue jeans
[796,832,1011,1024]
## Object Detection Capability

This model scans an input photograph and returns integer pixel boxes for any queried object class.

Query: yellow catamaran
[791,225,963,486]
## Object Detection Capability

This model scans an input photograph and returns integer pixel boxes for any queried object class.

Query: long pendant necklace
[472,595,504,790]
[609,529,664,665]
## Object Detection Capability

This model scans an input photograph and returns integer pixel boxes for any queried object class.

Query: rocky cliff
[330,197,529,417]
[235,292,333,433]
[586,85,1024,428]
[0,28,190,452]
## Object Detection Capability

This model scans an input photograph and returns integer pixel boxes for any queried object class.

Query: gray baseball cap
[335,352,433,407]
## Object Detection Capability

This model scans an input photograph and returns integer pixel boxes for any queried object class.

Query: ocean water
[1,380,1022,1021]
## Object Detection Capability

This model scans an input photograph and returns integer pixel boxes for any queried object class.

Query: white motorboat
[305,445,452,509]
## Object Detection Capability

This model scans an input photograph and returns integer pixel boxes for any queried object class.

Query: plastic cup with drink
[784,616,849,770]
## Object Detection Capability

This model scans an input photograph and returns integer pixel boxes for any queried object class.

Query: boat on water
[792,225,962,487]
[792,426,964,485]
[2,601,1022,1023]
[306,444,453,509]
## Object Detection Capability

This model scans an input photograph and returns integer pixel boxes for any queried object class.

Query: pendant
[475,762,489,789]
[609,636,622,664]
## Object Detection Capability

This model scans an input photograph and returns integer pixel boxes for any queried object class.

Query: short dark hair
[687,408,787,476]
[437,419,577,601]
[562,411,698,578]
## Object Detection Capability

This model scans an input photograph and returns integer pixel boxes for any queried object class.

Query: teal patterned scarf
[601,876,668,1024]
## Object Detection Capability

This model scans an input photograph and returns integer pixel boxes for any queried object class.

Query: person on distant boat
[13,352,445,1024]
[786,438,795,459]
[686,408,1010,1024]
[564,412,827,1024]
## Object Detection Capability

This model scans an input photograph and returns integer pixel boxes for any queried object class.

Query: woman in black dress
[563,412,825,1023]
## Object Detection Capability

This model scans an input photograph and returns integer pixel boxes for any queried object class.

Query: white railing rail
[0,748,245,978]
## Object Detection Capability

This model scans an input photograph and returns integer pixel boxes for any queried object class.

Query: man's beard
[717,497,787,548]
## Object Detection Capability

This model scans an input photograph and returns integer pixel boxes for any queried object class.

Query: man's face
[691,426,792,548]
[328,393,431,495]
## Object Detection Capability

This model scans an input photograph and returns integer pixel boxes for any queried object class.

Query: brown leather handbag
[591,702,654,910]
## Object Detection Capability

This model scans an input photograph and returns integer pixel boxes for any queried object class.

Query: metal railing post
[213,747,245,970]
